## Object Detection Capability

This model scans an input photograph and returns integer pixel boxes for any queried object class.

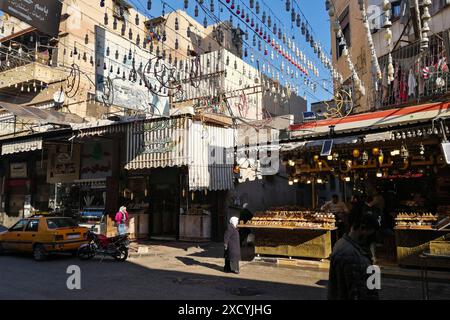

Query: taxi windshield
[46,218,78,229]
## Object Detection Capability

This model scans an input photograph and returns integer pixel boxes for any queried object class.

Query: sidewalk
[129,240,450,283]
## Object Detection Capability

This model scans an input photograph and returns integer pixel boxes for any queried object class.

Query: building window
[336,7,351,60]
[391,1,402,20]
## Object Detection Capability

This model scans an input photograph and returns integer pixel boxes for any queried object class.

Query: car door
[22,219,40,252]
[1,219,27,251]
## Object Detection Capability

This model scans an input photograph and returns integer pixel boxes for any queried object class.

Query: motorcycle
[77,229,130,262]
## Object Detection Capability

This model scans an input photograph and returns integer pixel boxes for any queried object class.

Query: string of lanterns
[326,0,366,96]
[359,0,382,81]
[1,0,335,112]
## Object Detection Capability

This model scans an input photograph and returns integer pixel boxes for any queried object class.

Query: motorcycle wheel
[113,246,128,262]
[77,245,95,260]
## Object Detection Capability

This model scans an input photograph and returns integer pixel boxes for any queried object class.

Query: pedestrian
[327,212,381,300]
[321,194,349,238]
[224,216,241,274]
[115,206,129,235]
[239,203,253,246]
[348,194,364,232]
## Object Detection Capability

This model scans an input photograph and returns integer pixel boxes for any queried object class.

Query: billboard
[0,0,62,37]
[95,26,170,117]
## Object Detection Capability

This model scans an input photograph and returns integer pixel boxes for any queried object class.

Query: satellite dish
[53,90,65,104]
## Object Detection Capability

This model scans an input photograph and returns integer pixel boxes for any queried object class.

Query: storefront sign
[10,162,27,179]
[47,144,81,184]
[141,137,176,154]
[0,0,63,37]
[135,119,185,154]
[80,142,112,179]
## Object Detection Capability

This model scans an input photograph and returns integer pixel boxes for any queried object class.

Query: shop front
[0,136,47,226]
[272,102,450,267]
[124,116,234,242]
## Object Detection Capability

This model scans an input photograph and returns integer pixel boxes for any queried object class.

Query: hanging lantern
[372,148,380,156]
[378,150,384,165]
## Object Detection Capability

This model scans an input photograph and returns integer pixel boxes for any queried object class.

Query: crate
[430,241,450,256]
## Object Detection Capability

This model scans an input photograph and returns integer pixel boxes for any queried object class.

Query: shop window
[336,7,351,60]
[25,220,39,232]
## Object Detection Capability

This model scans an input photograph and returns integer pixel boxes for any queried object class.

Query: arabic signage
[10,162,27,179]
[142,121,177,154]
[47,144,80,184]
[94,26,170,116]
[80,142,112,179]
[0,0,62,37]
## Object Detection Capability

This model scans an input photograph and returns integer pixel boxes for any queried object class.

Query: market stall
[239,207,336,260]
[281,119,450,267]
[395,209,450,268]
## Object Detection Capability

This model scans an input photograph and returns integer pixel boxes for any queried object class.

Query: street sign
[0,0,63,37]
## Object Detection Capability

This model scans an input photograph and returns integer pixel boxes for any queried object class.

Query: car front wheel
[33,244,47,261]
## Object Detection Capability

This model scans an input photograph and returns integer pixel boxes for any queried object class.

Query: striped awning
[289,102,450,139]
[125,118,235,191]
[1,137,43,155]
[125,117,190,170]
[188,121,234,191]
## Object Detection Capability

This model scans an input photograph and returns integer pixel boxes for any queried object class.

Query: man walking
[327,212,381,300]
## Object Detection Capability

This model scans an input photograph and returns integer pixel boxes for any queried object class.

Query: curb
[253,256,330,270]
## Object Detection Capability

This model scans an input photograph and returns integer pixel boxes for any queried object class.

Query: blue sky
[1,1,333,108]
[128,0,334,109]
[128,0,332,110]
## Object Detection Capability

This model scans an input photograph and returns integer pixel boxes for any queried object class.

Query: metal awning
[279,131,394,153]
[125,117,191,170]
[125,117,235,191]
[188,121,234,191]
[0,102,85,126]
[289,102,450,139]
[73,122,127,138]
[1,136,43,155]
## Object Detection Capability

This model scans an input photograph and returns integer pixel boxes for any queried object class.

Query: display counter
[128,210,150,240]
[179,207,211,242]
[395,211,450,268]
[240,207,336,260]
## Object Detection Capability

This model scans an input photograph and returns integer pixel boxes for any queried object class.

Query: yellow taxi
[0,216,88,261]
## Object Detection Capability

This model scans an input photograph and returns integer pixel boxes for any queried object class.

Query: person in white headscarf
[224,216,241,274]
[115,206,129,235]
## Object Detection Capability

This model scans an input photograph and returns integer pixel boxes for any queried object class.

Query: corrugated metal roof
[124,118,235,191]
[188,121,234,191]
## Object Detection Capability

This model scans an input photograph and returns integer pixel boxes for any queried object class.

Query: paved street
[1,242,450,300]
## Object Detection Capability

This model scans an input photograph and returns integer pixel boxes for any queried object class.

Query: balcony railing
[0,41,52,74]
[374,28,450,110]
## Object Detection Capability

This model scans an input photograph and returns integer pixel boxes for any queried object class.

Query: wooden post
[312,181,316,209]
